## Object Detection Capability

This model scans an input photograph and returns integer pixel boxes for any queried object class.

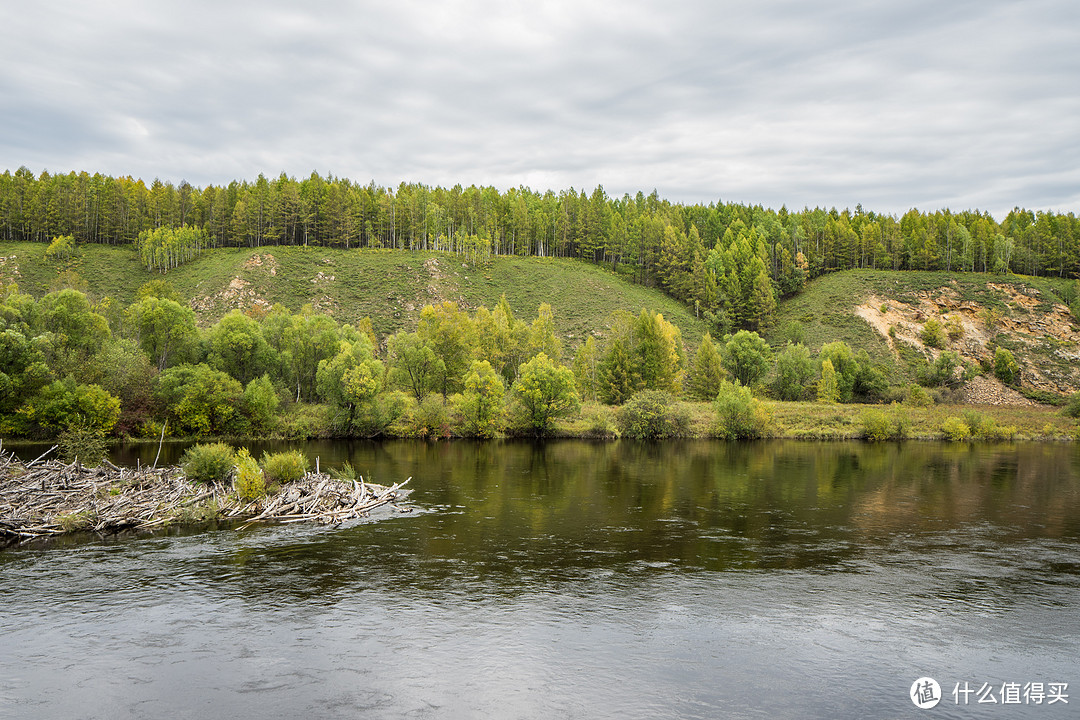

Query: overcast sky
[2,0,1078,219]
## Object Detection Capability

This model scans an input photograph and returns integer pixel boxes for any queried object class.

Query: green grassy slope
[0,242,709,348]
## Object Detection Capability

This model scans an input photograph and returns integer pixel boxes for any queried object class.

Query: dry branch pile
[0,447,411,547]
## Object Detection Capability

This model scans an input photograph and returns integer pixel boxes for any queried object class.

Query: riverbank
[557,400,1076,441]
[0,449,411,547]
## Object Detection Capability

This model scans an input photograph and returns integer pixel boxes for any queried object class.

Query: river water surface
[2,440,1079,719]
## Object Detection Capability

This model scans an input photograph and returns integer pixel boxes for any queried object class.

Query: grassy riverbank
[557,400,1076,441]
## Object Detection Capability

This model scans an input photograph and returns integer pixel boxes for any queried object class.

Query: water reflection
[3,440,1079,719]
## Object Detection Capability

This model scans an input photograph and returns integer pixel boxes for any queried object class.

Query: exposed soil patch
[190,276,271,318]
[242,253,278,275]
[856,283,1080,400]
[0,255,20,278]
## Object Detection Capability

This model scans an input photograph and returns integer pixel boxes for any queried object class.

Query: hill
[0,242,710,348]
[767,269,1080,401]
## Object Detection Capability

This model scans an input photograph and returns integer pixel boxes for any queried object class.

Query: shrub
[45,235,76,262]
[406,393,452,438]
[511,352,580,436]
[582,408,619,439]
[771,343,814,401]
[961,410,989,436]
[278,403,333,439]
[994,347,1020,386]
[946,315,964,341]
[181,442,237,484]
[57,425,109,465]
[714,381,773,440]
[940,417,971,442]
[955,409,1014,440]
[920,351,962,388]
[860,406,910,442]
[904,384,933,407]
[260,450,309,484]
[618,390,690,440]
[242,374,279,432]
[817,359,839,403]
[234,448,266,501]
[860,410,892,442]
[456,360,505,437]
[921,318,945,349]
[1062,392,1080,419]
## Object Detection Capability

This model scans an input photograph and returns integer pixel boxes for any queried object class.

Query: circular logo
[910,677,942,709]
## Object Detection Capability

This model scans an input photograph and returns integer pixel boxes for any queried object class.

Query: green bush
[770,343,814,401]
[1062,392,1080,419]
[181,442,237,484]
[860,410,892,442]
[406,393,451,438]
[904,384,933,407]
[582,409,620,439]
[714,381,773,440]
[618,390,690,440]
[940,417,971,442]
[45,235,76,262]
[57,425,109,465]
[260,450,310,484]
[946,315,964,341]
[921,318,946,349]
[234,448,266,500]
[860,406,910,442]
[994,347,1020,386]
[920,351,962,388]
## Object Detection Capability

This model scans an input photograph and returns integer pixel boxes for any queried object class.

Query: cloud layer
[3,0,1078,218]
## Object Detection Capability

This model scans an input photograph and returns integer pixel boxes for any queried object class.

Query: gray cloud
[2,0,1077,219]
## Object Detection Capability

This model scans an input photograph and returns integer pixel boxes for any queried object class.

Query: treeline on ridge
[3,168,1079,333]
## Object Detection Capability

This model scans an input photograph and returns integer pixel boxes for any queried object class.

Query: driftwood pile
[0,446,411,547]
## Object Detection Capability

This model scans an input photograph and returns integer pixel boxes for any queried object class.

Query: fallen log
[0,449,412,547]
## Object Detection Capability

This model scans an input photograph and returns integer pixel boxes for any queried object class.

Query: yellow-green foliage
[962,409,1016,441]
[714,381,773,440]
[456,360,505,438]
[946,315,964,341]
[860,406,910,441]
[921,318,946,349]
[511,352,580,435]
[233,448,266,500]
[181,442,237,484]
[405,393,451,438]
[940,416,971,441]
[45,235,76,262]
[904,384,933,407]
[618,390,690,439]
[818,360,839,403]
[260,450,309,484]
[994,347,1020,386]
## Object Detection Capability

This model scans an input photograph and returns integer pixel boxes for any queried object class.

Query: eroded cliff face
[855,281,1080,403]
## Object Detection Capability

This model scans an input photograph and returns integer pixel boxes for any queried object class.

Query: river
[1,440,1078,718]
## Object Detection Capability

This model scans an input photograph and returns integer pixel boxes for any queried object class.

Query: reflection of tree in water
[150,440,1080,606]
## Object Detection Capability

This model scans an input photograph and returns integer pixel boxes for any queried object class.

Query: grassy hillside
[0,242,709,348]
[6,241,1078,398]
[767,269,1080,397]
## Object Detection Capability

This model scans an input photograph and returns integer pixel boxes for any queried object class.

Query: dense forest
[2,168,1078,331]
